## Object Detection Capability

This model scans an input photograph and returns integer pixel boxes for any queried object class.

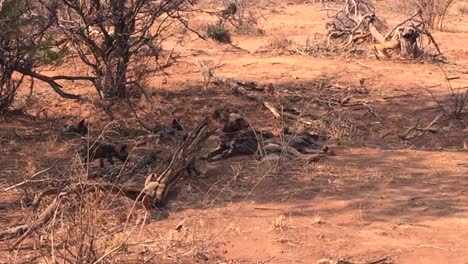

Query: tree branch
[11,66,90,102]
[384,10,421,40]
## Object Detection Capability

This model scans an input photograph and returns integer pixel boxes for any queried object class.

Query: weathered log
[261,142,328,162]
[143,118,212,205]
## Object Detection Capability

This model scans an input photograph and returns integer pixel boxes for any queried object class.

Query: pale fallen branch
[399,113,441,140]
[2,167,54,192]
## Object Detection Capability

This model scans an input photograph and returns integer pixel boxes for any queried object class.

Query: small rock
[317,259,335,264]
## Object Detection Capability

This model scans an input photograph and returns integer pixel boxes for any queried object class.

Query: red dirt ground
[1,1,468,263]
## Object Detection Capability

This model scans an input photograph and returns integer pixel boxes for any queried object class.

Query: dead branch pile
[142,118,212,206]
[324,0,443,59]
[325,0,385,46]
[0,119,211,245]
[196,60,373,136]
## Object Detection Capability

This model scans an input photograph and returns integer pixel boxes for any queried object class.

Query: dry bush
[270,214,292,231]
[206,23,232,43]
[0,0,71,111]
[429,81,468,120]
[291,35,348,57]
[258,35,348,57]
[402,0,458,30]
[11,177,224,262]
[1,119,221,263]
[51,190,137,263]
[6,158,147,263]
[258,36,294,53]
[321,114,358,142]
[55,0,193,99]
[221,0,266,35]
[457,3,468,15]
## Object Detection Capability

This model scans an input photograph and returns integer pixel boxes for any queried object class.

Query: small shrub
[221,0,266,35]
[428,68,468,119]
[458,4,468,15]
[206,23,232,43]
[292,35,345,57]
[262,36,294,53]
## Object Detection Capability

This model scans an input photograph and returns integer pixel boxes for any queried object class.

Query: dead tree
[55,0,196,99]
[412,0,457,30]
[324,0,386,47]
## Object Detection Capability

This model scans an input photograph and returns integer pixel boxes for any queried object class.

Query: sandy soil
[1,1,468,263]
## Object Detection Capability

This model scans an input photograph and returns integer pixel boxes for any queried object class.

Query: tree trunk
[97,0,129,99]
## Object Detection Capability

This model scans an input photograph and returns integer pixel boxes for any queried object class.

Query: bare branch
[384,10,421,40]
[11,65,90,101]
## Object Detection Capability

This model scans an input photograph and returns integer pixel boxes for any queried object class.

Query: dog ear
[172,118,184,131]
[78,119,89,134]
[119,144,128,153]
[235,118,249,131]
[63,124,72,132]
[212,109,222,120]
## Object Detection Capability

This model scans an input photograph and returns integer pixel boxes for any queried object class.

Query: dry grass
[259,36,294,53]
[0,118,220,263]
[428,68,468,120]
[292,36,345,57]
[258,34,350,57]
[270,214,292,231]
[4,155,225,263]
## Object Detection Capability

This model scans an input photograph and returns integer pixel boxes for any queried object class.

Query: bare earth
[1,1,468,263]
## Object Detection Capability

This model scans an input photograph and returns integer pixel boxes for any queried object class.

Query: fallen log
[261,141,330,162]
